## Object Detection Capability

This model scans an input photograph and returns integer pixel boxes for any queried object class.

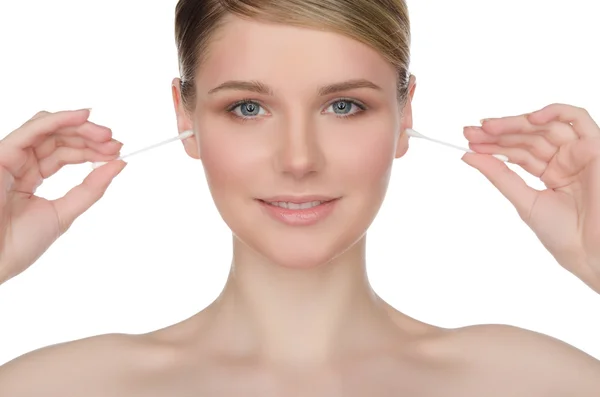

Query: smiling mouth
[260,200,333,210]
[256,197,340,226]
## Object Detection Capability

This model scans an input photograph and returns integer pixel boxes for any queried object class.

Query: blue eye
[228,100,267,118]
[324,99,366,118]
[226,98,367,121]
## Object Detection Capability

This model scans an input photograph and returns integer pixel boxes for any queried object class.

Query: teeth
[268,201,324,209]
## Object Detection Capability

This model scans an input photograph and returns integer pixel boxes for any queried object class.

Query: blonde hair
[175,0,411,113]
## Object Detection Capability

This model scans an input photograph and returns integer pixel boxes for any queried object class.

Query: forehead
[196,15,397,94]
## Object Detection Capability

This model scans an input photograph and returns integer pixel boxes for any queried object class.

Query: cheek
[198,127,260,196]
[328,119,397,188]
[198,113,398,197]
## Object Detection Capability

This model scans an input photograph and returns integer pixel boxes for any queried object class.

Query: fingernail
[480,118,488,125]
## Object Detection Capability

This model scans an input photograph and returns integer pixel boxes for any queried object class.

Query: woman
[1,0,599,395]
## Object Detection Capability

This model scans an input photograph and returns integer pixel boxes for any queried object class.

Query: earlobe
[395,132,409,158]
[182,132,201,160]
[172,78,200,160]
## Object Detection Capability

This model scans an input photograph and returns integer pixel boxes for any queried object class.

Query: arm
[456,324,600,395]
[0,334,135,397]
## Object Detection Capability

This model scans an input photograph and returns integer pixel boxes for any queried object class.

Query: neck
[203,235,399,364]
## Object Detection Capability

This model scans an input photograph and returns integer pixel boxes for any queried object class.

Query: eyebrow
[207,79,382,96]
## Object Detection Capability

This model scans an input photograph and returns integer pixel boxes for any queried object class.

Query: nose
[275,118,324,179]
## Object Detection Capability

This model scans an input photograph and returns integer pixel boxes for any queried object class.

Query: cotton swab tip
[492,154,510,162]
[91,161,109,169]
[405,128,423,138]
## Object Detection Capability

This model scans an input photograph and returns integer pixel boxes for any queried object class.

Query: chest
[122,363,529,397]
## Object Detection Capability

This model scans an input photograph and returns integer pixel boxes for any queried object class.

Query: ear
[395,74,417,159]
[172,78,200,160]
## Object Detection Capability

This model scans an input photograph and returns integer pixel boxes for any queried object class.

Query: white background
[0,0,599,365]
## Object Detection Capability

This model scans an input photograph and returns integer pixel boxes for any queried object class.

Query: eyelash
[225,97,368,122]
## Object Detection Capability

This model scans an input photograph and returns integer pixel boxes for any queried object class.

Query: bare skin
[0,306,599,396]
[1,15,600,396]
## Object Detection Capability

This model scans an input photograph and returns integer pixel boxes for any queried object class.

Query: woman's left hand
[461,103,600,293]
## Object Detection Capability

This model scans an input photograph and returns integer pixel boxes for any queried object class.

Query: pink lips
[258,196,339,226]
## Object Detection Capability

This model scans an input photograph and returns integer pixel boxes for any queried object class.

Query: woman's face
[173,15,415,268]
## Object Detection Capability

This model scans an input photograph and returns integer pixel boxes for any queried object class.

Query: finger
[543,138,600,184]
[85,139,123,154]
[527,103,600,138]
[47,120,115,143]
[30,110,51,121]
[51,160,128,233]
[0,142,30,178]
[481,114,536,133]
[462,152,539,222]
[0,166,15,210]
[464,126,557,162]
[480,117,578,147]
[2,109,102,149]
[468,142,548,177]
[13,110,56,130]
[34,135,123,159]
[583,159,600,255]
[38,147,122,179]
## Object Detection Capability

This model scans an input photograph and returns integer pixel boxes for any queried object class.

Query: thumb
[461,152,539,221]
[51,160,127,233]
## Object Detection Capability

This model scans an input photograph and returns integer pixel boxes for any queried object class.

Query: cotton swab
[405,128,509,162]
[91,130,194,169]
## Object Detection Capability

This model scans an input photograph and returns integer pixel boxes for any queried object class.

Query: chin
[226,203,375,270]
[237,228,363,269]
[214,190,384,269]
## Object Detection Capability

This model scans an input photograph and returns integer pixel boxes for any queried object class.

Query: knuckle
[32,110,50,120]
[20,111,50,128]
[577,106,590,117]
[546,103,562,110]
[547,103,576,112]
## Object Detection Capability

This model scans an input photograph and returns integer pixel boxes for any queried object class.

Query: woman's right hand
[0,109,127,284]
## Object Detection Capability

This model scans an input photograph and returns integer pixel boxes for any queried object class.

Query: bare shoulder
[442,324,600,395]
[0,332,168,397]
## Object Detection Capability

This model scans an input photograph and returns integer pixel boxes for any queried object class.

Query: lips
[265,200,326,210]
[257,196,340,226]
[259,195,337,204]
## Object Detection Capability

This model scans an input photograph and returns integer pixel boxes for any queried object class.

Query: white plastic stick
[91,130,194,169]
[405,128,509,162]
